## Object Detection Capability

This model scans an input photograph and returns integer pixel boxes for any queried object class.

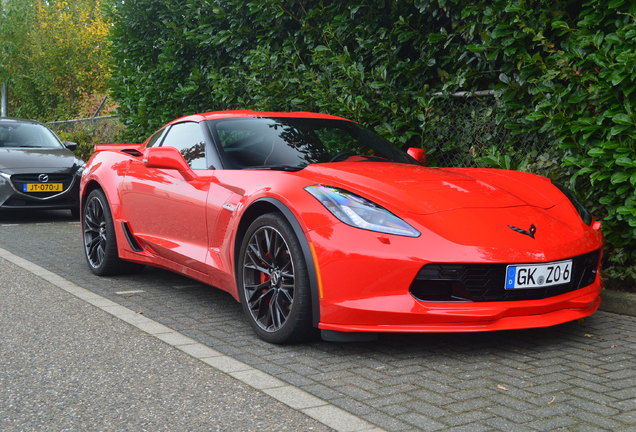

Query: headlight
[554,183,592,225]
[305,184,420,237]
[74,159,85,175]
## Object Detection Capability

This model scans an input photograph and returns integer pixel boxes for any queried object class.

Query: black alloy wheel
[238,213,313,344]
[82,189,143,276]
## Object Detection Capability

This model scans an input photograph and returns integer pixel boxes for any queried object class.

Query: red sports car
[80,111,603,343]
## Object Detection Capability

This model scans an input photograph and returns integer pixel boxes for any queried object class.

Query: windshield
[206,117,417,170]
[0,122,64,149]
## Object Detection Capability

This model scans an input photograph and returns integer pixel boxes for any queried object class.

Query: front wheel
[237,213,314,344]
[82,189,143,276]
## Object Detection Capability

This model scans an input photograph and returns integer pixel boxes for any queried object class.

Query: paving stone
[444,397,492,413]
[526,381,573,395]
[403,400,450,418]
[573,411,627,430]
[378,404,410,416]
[397,412,446,431]
[570,425,611,432]
[488,393,538,411]
[363,413,411,431]
[573,387,620,404]
[343,376,384,392]
[367,393,413,408]
[525,415,578,431]
[487,405,537,424]
[614,410,636,425]
[373,383,419,396]
[611,398,636,411]
[604,368,636,380]
[301,383,346,401]
[443,423,493,432]
[438,410,493,427]
[525,401,577,418]
[335,384,376,400]
[405,389,454,406]
[448,387,498,400]
[567,397,621,416]
[329,397,375,416]
[276,371,316,387]
[483,417,537,432]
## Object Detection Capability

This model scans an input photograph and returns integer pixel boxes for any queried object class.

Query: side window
[146,127,168,148]
[160,122,207,169]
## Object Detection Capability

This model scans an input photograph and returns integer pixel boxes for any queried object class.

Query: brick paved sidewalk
[1,211,635,431]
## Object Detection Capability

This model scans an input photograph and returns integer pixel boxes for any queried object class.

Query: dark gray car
[0,118,83,217]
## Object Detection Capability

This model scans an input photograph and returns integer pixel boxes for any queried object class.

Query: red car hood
[303,162,555,215]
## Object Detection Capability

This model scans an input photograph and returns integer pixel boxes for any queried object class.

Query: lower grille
[10,173,74,199]
[410,250,600,302]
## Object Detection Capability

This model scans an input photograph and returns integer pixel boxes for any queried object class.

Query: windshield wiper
[248,164,307,172]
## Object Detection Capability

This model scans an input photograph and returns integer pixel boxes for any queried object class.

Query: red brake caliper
[260,254,271,303]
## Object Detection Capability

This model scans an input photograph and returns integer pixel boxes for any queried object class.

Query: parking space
[1,211,635,431]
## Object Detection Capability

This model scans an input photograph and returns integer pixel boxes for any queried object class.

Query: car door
[120,121,212,273]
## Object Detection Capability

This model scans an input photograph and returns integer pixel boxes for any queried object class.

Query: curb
[600,289,636,318]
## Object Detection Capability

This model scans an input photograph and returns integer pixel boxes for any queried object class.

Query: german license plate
[23,183,63,192]
[505,260,572,289]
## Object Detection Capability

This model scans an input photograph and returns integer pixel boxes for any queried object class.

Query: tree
[0,0,111,120]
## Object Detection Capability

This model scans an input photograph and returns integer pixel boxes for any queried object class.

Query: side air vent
[121,149,143,157]
[121,222,143,252]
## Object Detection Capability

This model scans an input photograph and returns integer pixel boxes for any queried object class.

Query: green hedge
[109,0,635,285]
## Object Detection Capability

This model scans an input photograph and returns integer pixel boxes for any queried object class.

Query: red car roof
[169,110,351,125]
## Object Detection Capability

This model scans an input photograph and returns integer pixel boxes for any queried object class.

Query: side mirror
[143,146,195,181]
[407,147,426,165]
[64,141,78,150]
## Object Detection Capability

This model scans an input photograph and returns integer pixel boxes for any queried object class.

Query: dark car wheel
[238,213,314,344]
[82,189,143,276]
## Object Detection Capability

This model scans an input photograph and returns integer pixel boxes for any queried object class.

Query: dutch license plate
[23,183,63,192]
[505,260,572,289]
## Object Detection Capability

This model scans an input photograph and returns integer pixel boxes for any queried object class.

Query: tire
[237,213,314,344]
[82,189,143,276]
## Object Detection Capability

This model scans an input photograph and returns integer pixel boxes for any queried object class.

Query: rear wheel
[238,213,313,344]
[82,189,143,276]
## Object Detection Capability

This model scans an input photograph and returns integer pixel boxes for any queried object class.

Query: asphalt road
[1,209,635,431]
[0,247,332,431]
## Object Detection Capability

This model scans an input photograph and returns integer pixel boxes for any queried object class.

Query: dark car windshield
[206,117,417,170]
[0,122,64,149]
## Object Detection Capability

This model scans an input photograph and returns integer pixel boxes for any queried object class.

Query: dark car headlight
[305,184,420,237]
[553,183,592,225]
[74,159,85,175]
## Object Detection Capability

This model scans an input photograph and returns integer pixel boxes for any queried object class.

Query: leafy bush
[108,0,635,287]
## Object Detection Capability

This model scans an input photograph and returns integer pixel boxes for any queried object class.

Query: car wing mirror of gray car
[64,141,78,151]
